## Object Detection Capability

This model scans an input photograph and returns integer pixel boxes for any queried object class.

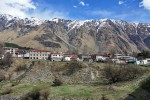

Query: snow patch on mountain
[67,20,91,30]
[0,14,43,27]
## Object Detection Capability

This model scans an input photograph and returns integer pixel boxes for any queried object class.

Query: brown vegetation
[52,78,63,86]
[140,76,150,92]
[0,88,12,95]
[22,86,50,100]
[65,62,85,76]
[102,64,145,83]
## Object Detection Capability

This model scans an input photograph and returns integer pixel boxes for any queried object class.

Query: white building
[139,58,150,65]
[50,53,64,61]
[29,50,50,60]
[3,47,18,57]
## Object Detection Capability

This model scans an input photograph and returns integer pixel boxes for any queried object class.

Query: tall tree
[0,43,4,60]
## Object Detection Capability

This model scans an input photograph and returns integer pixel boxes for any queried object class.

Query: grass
[0,78,149,100]
[50,84,95,97]
[0,61,150,99]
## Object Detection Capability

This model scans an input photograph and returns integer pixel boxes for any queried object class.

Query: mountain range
[0,14,150,54]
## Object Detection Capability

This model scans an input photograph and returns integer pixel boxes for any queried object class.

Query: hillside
[0,14,150,54]
[0,59,150,100]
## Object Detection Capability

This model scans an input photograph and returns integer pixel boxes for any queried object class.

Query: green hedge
[4,43,32,50]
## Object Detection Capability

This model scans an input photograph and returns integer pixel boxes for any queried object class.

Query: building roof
[51,53,63,55]
[64,53,77,56]
[30,50,50,52]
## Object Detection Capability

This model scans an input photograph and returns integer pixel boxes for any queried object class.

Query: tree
[2,52,13,68]
[137,50,150,59]
[0,43,4,60]
[102,64,144,83]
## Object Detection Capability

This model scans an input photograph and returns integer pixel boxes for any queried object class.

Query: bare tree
[102,64,144,83]
[2,52,13,68]
[0,43,4,60]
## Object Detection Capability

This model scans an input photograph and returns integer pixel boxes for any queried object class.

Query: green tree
[137,50,150,59]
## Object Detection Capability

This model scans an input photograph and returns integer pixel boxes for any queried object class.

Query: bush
[52,78,62,86]
[101,95,108,100]
[2,53,13,68]
[0,88,12,95]
[65,62,85,76]
[27,88,40,100]
[22,86,50,100]
[140,76,150,92]
[14,65,27,72]
[0,73,5,82]
[40,89,50,100]
[102,64,144,83]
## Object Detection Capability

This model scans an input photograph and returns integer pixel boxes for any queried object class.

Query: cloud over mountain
[140,0,150,10]
[0,0,36,17]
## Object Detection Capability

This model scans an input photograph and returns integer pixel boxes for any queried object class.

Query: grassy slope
[0,73,149,99]
[0,60,150,100]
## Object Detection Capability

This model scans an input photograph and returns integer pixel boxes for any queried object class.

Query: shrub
[101,95,108,100]
[2,52,13,68]
[102,64,144,83]
[0,88,12,95]
[22,86,50,100]
[23,87,41,100]
[65,62,85,76]
[14,65,27,72]
[140,76,150,92]
[40,89,50,100]
[52,78,62,86]
[0,73,5,82]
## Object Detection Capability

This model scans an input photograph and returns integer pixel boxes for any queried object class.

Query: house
[146,58,150,65]
[50,53,63,61]
[0,55,4,60]
[29,50,50,60]
[112,56,137,64]
[63,53,79,61]
[3,47,18,57]
[114,54,123,59]
[119,56,137,64]
[79,54,92,62]
[139,58,150,65]
[16,50,30,59]
[91,54,109,62]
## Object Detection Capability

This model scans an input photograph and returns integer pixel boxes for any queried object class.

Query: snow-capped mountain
[0,14,150,54]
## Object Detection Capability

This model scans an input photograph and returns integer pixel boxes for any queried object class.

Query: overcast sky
[0,0,150,23]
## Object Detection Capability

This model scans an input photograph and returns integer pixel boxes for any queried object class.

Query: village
[1,46,150,65]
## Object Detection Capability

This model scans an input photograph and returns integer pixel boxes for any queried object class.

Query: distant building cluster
[2,47,150,65]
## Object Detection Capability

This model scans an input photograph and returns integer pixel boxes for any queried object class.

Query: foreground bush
[52,78,62,86]
[102,64,145,83]
[40,89,50,100]
[0,88,12,95]
[22,86,50,100]
[140,76,150,92]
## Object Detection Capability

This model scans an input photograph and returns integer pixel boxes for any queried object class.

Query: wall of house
[4,47,18,57]
[29,52,50,60]
[51,54,63,61]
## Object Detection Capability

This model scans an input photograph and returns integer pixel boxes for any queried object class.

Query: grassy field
[0,74,149,100]
[0,60,150,100]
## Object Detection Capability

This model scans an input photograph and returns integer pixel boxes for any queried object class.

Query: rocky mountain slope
[0,14,150,54]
